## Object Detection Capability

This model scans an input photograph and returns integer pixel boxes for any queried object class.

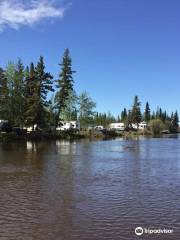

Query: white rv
[56,121,80,131]
[132,121,147,130]
[23,124,38,133]
[94,125,105,131]
[109,123,125,131]
[0,120,8,123]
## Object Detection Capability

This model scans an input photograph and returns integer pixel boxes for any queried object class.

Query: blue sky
[0,0,180,116]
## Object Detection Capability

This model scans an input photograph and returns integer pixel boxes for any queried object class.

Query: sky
[0,0,180,116]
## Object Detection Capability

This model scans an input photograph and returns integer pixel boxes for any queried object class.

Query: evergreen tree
[0,67,8,120]
[121,108,127,122]
[35,56,54,107]
[27,56,54,127]
[131,95,142,126]
[170,111,179,133]
[126,110,132,128]
[25,62,41,127]
[151,111,156,120]
[55,49,75,119]
[156,107,162,120]
[13,59,26,127]
[5,62,16,124]
[144,102,151,122]
[161,111,167,123]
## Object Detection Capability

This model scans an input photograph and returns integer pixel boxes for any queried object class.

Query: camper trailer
[109,123,125,131]
[56,121,80,131]
[94,125,105,131]
[132,121,147,130]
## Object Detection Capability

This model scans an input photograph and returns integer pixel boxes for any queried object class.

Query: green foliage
[131,95,142,125]
[78,91,96,126]
[25,57,54,127]
[0,67,8,120]
[55,49,75,118]
[4,62,16,124]
[149,119,164,135]
[25,62,41,126]
[94,112,116,127]
[0,51,179,135]
[59,90,78,121]
[121,108,127,122]
[170,111,179,133]
[13,59,26,127]
[144,102,151,122]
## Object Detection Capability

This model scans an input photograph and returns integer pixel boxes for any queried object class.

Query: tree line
[0,49,179,132]
[118,96,179,133]
[0,49,96,129]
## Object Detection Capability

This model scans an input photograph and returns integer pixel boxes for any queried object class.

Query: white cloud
[0,0,66,31]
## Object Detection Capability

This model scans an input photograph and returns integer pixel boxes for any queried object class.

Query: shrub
[149,119,164,135]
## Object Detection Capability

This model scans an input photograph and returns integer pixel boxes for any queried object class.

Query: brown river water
[0,137,180,240]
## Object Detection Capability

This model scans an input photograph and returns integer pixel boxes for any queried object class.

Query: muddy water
[0,137,180,239]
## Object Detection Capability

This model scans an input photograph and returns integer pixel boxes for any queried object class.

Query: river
[0,136,180,239]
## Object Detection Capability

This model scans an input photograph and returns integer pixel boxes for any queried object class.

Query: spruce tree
[25,62,40,127]
[126,110,132,129]
[55,49,76,120]
[5,62,16,124]
[13,59,26,127]
[35,56,54,108]
[26,56,54,127]
[170,111,179,133]
[0,67,8,120]
[131,95,142,126]
[121,108,127,122]
[144,102,151,122]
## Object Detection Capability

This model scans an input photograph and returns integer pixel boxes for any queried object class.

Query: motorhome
[56,121,80,131]
[94,125,105,131]
[109,123,125,131]
[132,121,147,130]
[0,120,8,123]
[23,124,38,133]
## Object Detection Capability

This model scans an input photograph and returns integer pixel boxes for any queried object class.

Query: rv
[109,123,125,131]
[56,121,80,131]
[132,121,147,130]
[94,125,105,131]
[23,124,38,133]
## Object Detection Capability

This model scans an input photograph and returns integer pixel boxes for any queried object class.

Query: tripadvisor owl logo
[135,227,144,236]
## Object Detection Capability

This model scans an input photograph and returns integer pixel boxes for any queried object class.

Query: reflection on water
[0,137,180,239]
[56,140,77,155]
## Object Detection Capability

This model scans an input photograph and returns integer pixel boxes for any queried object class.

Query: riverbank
[0,129,118,142]
[0,128,174,143]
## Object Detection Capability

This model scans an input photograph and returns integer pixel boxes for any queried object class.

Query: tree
[144,102,151,122]
[55,49,76,119]
[35,56,54,108]
[59,90,78,121]
[156,107,163,120]
[5,62,16,124]
[25,57,54,127]
[0,67,8,120]
[170,111,179,133]
[149,119,164,135]
[78,91,96,126]
[25,62,41,127]
[13,59,26,127]
[121,108,127,122]
[131,95,142,126]
[151,111,156,120]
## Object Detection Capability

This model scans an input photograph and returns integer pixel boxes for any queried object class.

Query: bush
[149,119,164,135]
